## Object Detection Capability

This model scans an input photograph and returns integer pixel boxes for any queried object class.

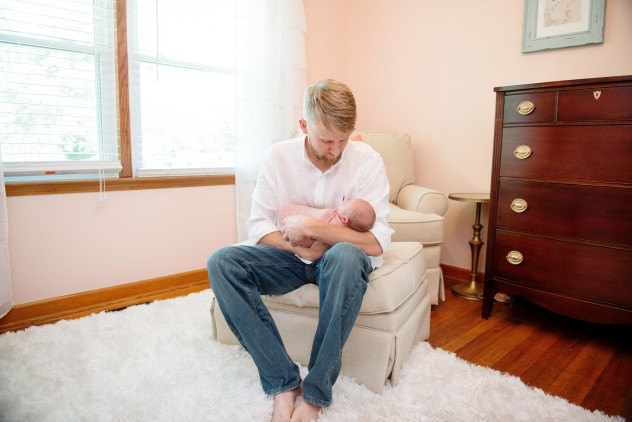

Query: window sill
[5,174,236,197]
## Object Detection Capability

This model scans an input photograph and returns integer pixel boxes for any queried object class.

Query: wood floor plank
[507,321,584,390]
[450,319,516,363]
[546,338,616,406]
[438,314,504,353]
[492,325,562,375]
[432,277,631,420]
[429,305,481,346]
[476,317,543,368]
[580,343,632,418]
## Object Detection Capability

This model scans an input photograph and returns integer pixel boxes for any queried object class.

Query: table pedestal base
[449,197,488,302]
[451,281,483,300]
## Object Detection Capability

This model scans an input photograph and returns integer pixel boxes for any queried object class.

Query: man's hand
[282,215,323,247]
[282,215,332,261]
[291,240,330,261]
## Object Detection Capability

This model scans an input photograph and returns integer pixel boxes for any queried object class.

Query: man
[207,79,392,422]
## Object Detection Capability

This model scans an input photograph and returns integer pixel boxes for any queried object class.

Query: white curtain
[0,146,13,319]
[235,0,307,241]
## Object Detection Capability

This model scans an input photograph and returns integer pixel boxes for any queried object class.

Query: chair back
[355,132,416,203]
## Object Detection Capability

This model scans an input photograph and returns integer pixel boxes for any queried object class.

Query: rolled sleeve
[361,152,393,268]
[246,150,281,244]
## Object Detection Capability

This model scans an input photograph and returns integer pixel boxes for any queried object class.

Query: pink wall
[7,186,237,304]
[304,0,632,272]
[6,1,631,305]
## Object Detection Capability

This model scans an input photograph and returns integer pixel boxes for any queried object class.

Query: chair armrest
[396,185,449,217]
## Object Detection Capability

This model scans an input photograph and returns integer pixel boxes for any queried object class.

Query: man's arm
[259,230,331,262]
[282,215,383,257]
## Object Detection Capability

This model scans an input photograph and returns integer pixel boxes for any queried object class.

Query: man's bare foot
[290,398,321,422]
[271,386,302,422]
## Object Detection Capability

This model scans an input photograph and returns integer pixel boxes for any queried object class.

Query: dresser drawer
[497,181,632,246]
[503,92,555,124]
[493,231,632,308]
[558,85,632,121]
[500,126,632,183]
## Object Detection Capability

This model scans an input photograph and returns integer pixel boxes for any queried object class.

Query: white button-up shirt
[246,135,393,268]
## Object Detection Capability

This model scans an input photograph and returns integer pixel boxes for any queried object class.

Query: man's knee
[207,245,228,273]
[321,243,370,285]
[208,244,245,267]
[327,242,364,261]
[324,243,369,272]
[207,245,242,292]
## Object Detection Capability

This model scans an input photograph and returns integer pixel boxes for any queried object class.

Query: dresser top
[494,75,632,93]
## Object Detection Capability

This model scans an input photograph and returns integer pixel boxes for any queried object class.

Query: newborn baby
[278,198,376,232]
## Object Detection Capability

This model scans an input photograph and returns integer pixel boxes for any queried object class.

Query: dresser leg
[482,292,494,319]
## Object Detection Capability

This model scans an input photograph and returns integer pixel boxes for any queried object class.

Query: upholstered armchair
[210,131,447,393]
[355,131,449,305]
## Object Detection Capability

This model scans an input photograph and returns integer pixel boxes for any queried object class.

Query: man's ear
[299,119,308,134]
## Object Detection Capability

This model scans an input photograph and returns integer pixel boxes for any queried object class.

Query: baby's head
[337,199,376,232]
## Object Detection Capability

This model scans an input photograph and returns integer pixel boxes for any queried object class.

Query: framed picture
[522,0,605,53]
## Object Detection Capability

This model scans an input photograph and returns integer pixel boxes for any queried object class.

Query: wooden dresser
[482,76,632,324]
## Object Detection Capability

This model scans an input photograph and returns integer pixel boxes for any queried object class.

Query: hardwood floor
[430,277,632,420]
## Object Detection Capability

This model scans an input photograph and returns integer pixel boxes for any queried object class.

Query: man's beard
[307,137,341,167]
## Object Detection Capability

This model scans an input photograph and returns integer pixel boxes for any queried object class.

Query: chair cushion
[388,204,444,245]
[264,242,425,315]
[354,132,415,204]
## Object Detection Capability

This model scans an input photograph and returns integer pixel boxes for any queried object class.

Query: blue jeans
[207,242,372,407]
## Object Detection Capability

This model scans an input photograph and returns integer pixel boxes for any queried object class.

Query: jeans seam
[240,262,298,370]
[266,379,302,397]
[302,392,331,408]
[341,274,365,316]
[322,276,364,396]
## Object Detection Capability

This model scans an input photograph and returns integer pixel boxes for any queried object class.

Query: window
[127,0,235,177]
[1,0,237,182]
[0,0,119,181]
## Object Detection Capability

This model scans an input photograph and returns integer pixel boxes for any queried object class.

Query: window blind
[127,0,236,177]
[0,0,120,181]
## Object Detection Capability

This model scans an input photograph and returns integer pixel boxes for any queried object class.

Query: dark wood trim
[494,74,632,92]
[0,269,209,334]
[5,174,235,196]
[441,264,484,284]
[116,0,133,178]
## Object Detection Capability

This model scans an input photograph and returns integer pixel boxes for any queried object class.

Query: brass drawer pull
[506,251,523,265]
[516,100,535,115]
[510,198,528,213]
[514,145,532,159]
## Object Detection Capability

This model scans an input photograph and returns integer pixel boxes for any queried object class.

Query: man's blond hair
[303,79,357,135]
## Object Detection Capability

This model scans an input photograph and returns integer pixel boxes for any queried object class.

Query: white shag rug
[0,290,623,422]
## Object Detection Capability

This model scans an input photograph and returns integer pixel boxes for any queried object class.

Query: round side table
[448,193,490,300]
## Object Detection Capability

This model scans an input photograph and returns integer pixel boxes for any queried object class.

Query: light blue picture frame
[522,0,605,53]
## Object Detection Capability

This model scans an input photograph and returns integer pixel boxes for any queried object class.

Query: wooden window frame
[4,0,235,197]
